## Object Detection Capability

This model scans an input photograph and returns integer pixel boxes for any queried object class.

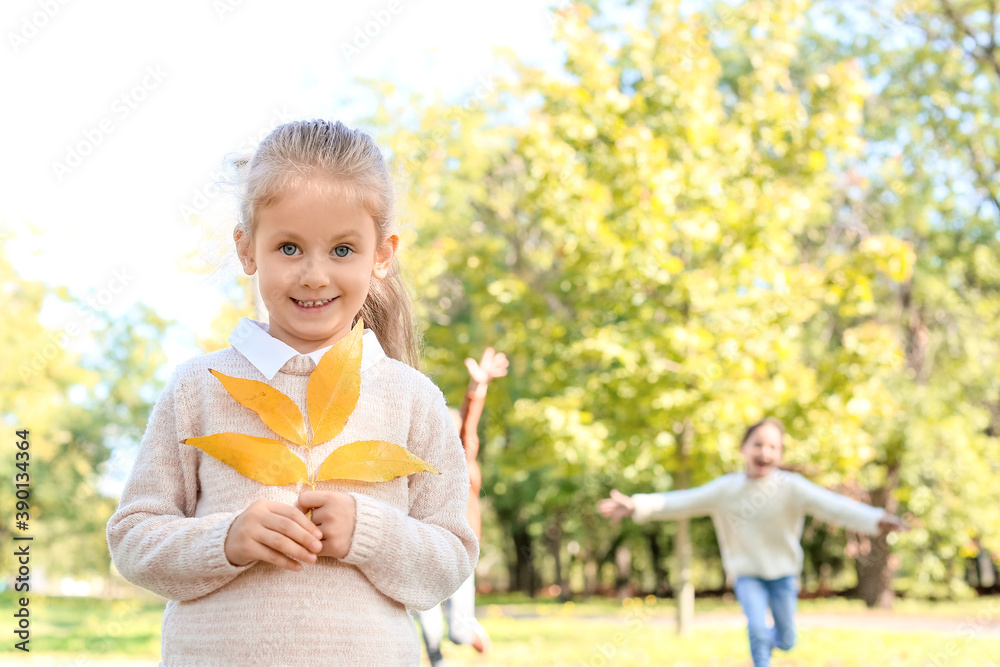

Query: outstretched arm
[459,347,508,463]
[599,477,729,524]
[793,474,908,535]
[459,348,507,541]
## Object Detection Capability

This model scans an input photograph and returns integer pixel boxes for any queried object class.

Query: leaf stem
[305,443,316,519]
[308,444,316,490]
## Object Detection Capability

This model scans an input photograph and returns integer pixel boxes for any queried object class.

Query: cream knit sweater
[107,346,479,666]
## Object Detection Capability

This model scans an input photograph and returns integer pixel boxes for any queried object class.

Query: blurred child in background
[417,347,508,666]
[598,417,907,667]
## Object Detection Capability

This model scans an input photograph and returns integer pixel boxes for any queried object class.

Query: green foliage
[0,246,172,578]
[810,0,1000,597]
[369,0,999,599]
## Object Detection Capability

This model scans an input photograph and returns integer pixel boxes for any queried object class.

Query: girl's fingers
[258,529,319,566]
[257,499,322,534]
[279,513,323,551]
[465,358,481,375]
[255,544,306,572]
[296,490,324,510]
[235,533,303,572]
[597,491,635,524]
[262,512,323,552]
[597,497,629,519]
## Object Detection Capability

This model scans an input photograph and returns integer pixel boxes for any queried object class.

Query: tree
[0,244,171,580]
[368,0,938,609]
[808,0,1000,604]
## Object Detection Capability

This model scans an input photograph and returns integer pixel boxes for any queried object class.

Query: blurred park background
[3,0,1000,665]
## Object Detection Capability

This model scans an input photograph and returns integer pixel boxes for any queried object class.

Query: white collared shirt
[228,317,386,381]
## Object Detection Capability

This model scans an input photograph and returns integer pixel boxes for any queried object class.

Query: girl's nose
[299,258,329,289]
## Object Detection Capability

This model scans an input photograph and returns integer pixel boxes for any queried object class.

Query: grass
[2,592,998,666]
[440,620,1000,666]
[1,592,163,657]
[479,590,1000,617]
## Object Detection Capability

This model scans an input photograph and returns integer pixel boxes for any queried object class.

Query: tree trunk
[853,279,925,608]
[547,519,571,600]
[512,526,537,597]
[584,558,599,595]
[646,530,671,597]
[615,545,632,599]
[675,418,695,635]
[854,465,900,609]
[854,532,894,609]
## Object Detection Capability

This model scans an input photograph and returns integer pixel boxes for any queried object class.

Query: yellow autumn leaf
[183,433,308,486]
[316,440,440,483]
[209,369,308,447]
[307,319,364,446]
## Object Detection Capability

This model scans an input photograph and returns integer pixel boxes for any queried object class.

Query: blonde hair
[233,119,420,367]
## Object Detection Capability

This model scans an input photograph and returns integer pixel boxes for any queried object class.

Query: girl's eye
[333,246,351,258]
[280,244,298,256]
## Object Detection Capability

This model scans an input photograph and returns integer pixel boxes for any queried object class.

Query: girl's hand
[465,348,509,391]
[299,490,357,559]
[225,500,324,571]
[597,489,636,525]
[878,513,909,533]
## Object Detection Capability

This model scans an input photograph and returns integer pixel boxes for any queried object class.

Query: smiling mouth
[292,297,335,308]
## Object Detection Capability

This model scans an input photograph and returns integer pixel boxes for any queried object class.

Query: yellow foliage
[209,369,308,447]
[308,320,363,446]
[184,319,438,487]
[317,440,439,483]
[183,433,308,486]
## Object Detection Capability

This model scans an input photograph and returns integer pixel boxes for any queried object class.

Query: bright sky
[2,0,563,367]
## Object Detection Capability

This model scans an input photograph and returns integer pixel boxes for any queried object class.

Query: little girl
[598,417,907,667]
[107,120,479,666]
[417,347,508,665]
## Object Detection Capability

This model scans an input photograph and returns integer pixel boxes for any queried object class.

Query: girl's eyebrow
[269,230,363,243]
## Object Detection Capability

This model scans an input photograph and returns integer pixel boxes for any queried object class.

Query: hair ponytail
[356,261,420,367]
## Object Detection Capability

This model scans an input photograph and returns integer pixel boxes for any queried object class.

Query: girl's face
[236,178,397,353]
[741,423,783,478]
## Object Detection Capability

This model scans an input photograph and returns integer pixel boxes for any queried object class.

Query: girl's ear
[233,226,256,275]
[372,234,399,280]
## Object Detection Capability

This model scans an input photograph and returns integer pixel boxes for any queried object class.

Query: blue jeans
[734,575,798,667]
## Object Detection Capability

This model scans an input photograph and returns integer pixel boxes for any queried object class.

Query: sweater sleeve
[791,473,885,535]
[631,476,728,523]
[106,366,253,601]
[340,386,479,611]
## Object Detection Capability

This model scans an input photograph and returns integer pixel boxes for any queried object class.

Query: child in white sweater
[107,120,478,666]
[598,417,907,667]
